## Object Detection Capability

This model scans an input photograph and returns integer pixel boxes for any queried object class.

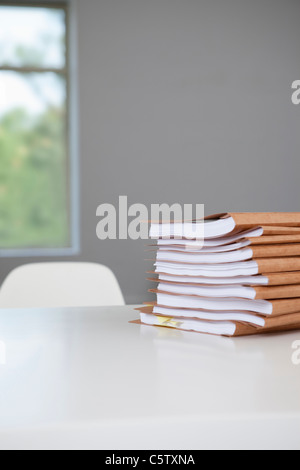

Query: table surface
[0,304,299,450]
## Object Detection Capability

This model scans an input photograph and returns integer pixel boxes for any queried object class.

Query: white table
[0,304,299,450]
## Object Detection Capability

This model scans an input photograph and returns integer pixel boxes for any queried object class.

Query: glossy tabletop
[0,305,299,450]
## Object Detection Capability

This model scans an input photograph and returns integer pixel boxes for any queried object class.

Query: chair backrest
[0,262,125,309]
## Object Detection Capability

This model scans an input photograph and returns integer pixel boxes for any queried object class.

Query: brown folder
[244,244,300,258]
[254,285,300,300]
[150,288,300,317]
[147,277,300,300]
[156,244,300,258]
[246,226,300,235]
[133,306,300,337]
[152,213,300,233]
[229,212,300,227]
[264,271,300,285]
[200,212,300,227]
[234,313,300,336]
[148,270,300,286]
[154,256,300,273]
[150,234,300,248]
[250,234,300,244]
[256,258,300,273]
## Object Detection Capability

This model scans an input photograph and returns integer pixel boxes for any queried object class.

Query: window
[0,2,79,256]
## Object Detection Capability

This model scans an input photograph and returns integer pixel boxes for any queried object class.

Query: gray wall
[1,0,300,304]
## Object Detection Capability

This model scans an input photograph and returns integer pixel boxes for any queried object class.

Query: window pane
[0,71,69,249]
[0,6,66,68]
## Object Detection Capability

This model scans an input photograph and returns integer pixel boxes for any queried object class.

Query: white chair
[0,262,125,309]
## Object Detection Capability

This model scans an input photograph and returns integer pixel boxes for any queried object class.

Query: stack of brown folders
[134,212,300,337]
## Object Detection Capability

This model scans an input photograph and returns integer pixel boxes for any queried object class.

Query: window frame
[0,0,80,257]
